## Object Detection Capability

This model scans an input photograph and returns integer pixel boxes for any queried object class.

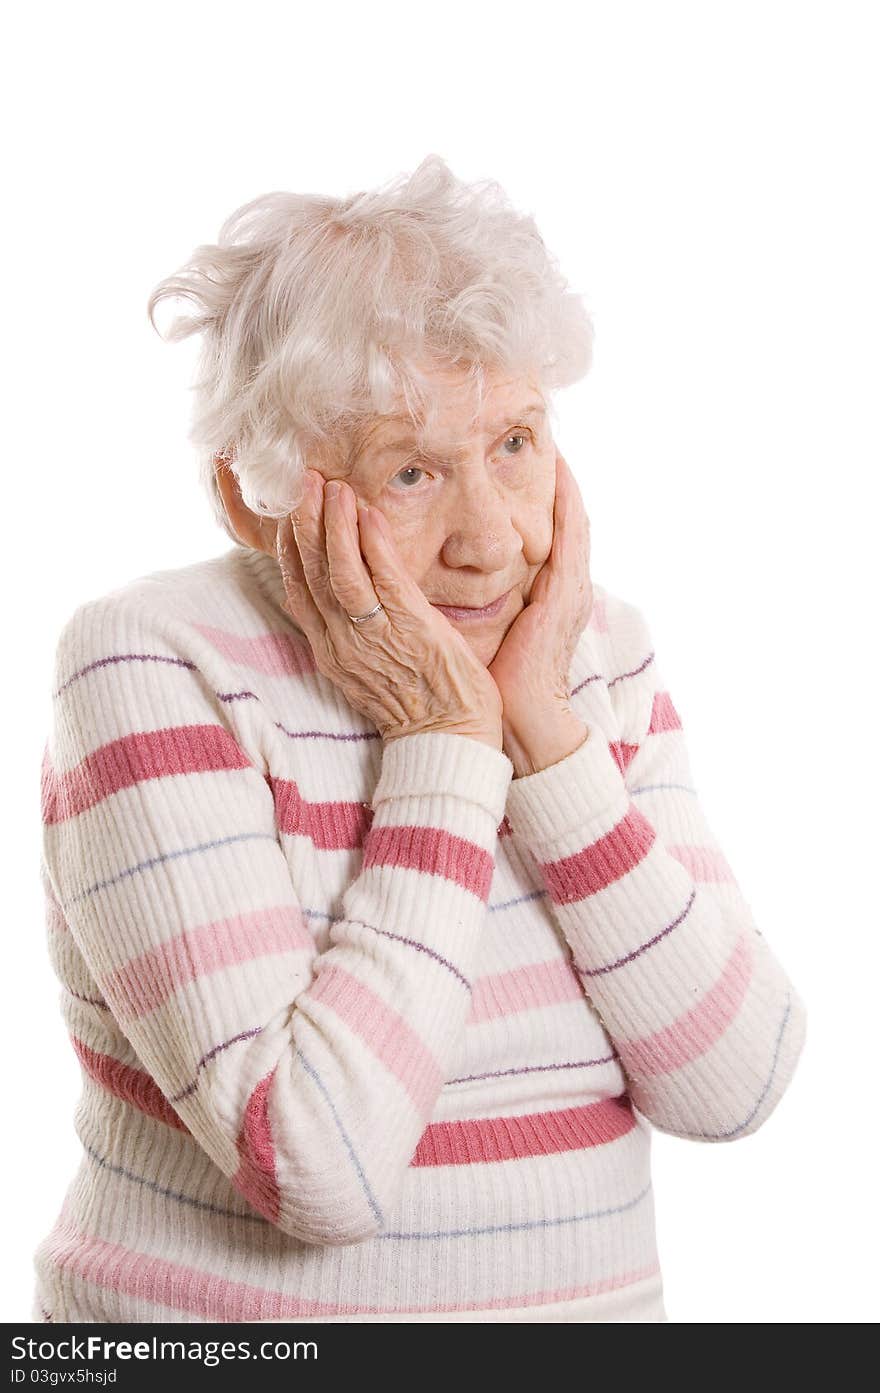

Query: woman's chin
[461,625,508,667]
[436,594,522,665]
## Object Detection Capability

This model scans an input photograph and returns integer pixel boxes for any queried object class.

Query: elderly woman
[32,155,806,1325]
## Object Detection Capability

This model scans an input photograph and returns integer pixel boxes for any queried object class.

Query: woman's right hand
[275,469,505,750]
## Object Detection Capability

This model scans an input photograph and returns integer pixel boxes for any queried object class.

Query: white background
[4,0,877,1324]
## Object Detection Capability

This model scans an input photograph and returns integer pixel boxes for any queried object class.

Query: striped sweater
[32,542,807,1324]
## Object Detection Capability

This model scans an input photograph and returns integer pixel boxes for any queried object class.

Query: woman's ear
[214,454,278,556]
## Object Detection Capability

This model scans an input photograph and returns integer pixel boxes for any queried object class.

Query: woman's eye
[502,433,529,455]
[391,465,427,490]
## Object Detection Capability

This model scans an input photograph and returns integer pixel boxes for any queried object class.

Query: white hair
[146,154,595,543]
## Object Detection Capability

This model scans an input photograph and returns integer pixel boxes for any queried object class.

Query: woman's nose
[439,476,521,572]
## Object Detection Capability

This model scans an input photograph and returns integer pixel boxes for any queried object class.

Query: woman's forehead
[359,396,547,455]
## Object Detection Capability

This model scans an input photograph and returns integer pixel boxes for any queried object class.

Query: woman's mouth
[430,589,511,622]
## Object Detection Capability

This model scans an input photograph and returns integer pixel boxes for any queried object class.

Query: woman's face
[321,365,557,666]
[222,363,559,668]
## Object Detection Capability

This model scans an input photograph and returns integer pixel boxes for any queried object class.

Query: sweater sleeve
[503,604,807,1143]
[41,596,513,1245]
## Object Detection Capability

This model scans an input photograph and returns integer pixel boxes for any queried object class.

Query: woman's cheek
[379,514,429,577]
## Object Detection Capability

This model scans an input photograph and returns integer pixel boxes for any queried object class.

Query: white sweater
[32,543,807,1323]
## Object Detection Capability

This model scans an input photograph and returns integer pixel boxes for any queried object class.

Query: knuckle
[327,570,360,603]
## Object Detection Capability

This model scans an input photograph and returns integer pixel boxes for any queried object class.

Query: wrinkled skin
[488,450,594,769]
[216,362,594,768]
[276,469,505,748]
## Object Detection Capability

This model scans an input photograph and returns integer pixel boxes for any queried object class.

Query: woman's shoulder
[47,546,324,748]
[52,545,295,668]
[46,546,322,780]
[57,545,268,629]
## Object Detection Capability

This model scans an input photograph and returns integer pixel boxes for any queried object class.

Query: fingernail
[325,480,341,499]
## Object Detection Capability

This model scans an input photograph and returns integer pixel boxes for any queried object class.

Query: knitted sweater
[32,543,807,1324]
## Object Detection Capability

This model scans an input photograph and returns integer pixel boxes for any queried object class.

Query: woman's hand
[276,469,505,749]
[487,453,594,776]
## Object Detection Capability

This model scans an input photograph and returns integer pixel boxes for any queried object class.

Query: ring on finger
[347,601,385,625]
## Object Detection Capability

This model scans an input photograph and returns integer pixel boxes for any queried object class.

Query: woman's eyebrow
[378,402,547,454]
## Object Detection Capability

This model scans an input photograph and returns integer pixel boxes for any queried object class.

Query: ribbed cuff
[372,731,514,825]
[504,726,627,845]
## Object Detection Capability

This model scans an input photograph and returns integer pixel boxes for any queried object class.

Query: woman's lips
[430,589,511,622]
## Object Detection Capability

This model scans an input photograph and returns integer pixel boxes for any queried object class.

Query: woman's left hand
[488,452,594,776]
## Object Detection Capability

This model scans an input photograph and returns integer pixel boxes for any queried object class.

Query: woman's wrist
[383,718,504,751]
[503,710,590,778]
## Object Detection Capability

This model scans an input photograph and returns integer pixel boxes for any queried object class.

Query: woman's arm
[42,594,512,1245]
[503,602,807,1141]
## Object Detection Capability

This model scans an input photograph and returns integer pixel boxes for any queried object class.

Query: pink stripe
[668,844,736,882]
[410,1094,635,1165]
[308,962,443,1112]
[618,930,754,1076]
[611,739,640,778]
[647,689,682,735]
[101,906,313,1020]
[540,803,656,904]
[192,623,317,678]
[364,823,494,900]
[469,958,585,1024]
[70,1037,189,1133]
[46,1210,336,1319]
[46,1207,659,1319]
[42,724,251,825]
[231,1068,281,1224]
[269,775,372,850]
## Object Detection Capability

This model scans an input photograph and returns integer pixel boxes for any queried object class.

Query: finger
[355,501,435,621]
[555,457,593,618]
[552,453,590,564]
[544,454,575,570]
[276,514,326,646]
[323,480,385,621]
[528,457,588,608]
[290,468,337,616]
[554,452,578,519]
